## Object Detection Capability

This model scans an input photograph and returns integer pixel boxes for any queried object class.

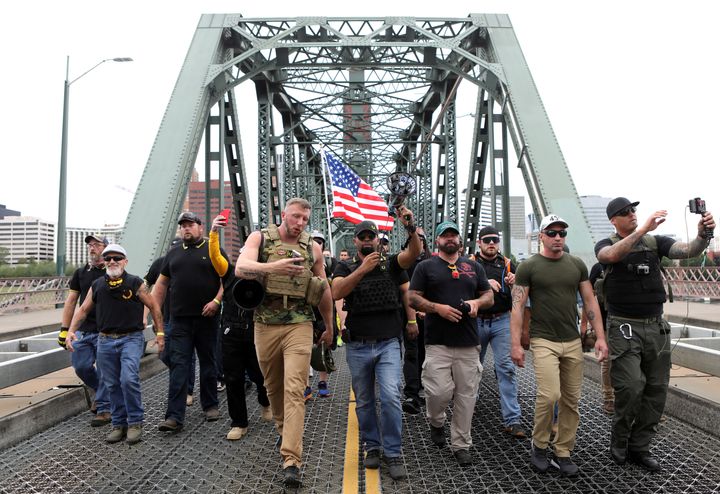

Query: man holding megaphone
[234,197,334,490]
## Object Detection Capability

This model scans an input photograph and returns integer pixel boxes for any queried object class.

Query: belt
[608,314,664,324]
[349,335,395,344]
[479,312,508,321]
[100,331,139,338]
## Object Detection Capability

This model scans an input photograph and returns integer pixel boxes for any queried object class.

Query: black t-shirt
[160,239,226,317]
[476,254,515,314]
[409,256,491,347]
[144,255,172,321]
[594,234,674,316]
[91,273,145,334]
[69,264,106,332]
[333,254,408,339]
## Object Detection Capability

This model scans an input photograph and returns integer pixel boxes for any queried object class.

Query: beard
[88,252,102,265]
[107,266,124,279]
[360,245,375,256]
[438,242,460,254]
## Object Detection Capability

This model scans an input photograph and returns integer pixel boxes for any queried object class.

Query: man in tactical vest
[234,197,334,490]
[596,197,715,471]
[331,207,421,481]
[475,226,525,439]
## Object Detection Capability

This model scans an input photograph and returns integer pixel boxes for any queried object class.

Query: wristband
[61,326,69,331]
[156,332,165,336]
[407,320,416,324]
[213,298,221,305]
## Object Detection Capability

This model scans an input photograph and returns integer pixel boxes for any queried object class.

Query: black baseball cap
[606,197,640,219]
[178,211,202,225]
[478,226,499,238]
[354,221,378,237]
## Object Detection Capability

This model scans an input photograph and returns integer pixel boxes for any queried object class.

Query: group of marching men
[59,195,714,488]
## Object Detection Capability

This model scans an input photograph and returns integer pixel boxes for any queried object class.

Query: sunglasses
[103,255,126,262]
[357,233,376,241]
[615,206,636,217]
[543,230,568,238]
[481,236,500,244]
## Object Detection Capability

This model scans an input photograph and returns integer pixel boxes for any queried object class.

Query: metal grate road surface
[1,348,720,493]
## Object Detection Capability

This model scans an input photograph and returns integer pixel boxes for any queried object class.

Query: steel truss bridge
[122,14,594,272]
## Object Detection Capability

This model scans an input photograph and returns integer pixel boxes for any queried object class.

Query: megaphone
[231,278,266,310]
[386,172,416,217]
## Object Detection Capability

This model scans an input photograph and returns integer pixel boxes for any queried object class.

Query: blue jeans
[160,319,196,395]
[96,331,145,427]
[478,313,522,427]
[165,316,219,424]
[346,338,404,458]
[71,331,110,414]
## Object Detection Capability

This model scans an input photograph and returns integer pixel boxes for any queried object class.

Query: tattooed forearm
[237,269,262,280]
[511,285,528,311]
[669,236,710,259]
[586,310,595,321]
[408,290,436,314]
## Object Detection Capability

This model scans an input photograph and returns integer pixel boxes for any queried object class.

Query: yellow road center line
[342,389,382,494]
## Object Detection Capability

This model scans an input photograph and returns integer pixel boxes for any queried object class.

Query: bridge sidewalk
[0,308,62,342]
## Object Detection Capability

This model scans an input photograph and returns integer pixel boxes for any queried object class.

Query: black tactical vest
[605,236,666,306]
[345,256,402,315]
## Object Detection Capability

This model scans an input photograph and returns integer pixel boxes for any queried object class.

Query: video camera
[689,197,714,239]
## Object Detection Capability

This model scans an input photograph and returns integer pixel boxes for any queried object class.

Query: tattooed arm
[509,285,529,367]
[668,211,714,259]
[578,280,607,362]
[408,289,464,323]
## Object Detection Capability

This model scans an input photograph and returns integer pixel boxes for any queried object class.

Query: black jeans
[223,330,269,428]
[402,318,425,400]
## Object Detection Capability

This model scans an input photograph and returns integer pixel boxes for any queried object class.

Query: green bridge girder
[121,14,593,273]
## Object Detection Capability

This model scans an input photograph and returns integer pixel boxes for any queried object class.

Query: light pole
[56,56,133,276]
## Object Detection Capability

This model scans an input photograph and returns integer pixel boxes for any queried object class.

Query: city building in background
[460,191,526,257]
[0,204,21,219]
[0,216,55,265]
[580,195,614,243]
[185,170,243,261]
[66,225,123,267]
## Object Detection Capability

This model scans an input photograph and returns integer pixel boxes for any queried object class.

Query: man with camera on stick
[331,207,421,481]
[408,221,493,467]
[596,197,715,471]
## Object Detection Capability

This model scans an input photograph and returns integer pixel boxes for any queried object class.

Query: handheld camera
[689,197,714,239]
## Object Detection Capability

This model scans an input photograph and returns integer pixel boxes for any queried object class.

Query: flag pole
[320,149,335,255]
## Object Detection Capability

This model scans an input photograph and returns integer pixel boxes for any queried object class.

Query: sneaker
[550,455,579,477]
[226,427,247,440]
[530,442,549,473]
[158,419,183,432]
[127,424,143,445]
[186,394,194,406]
[283,465,301,488]
[402,397,421,415]
[430,425,446,448]
[603,400,615,415]
[303,386,313,401]
[261,406,273,422]
[205,407,220,422]
[504,423,527,439]
[317,381,330,398]
[106,426,127,443]
[453,449,473,467]
[90,412,112,427]
[364,449,381,469]
[384,456,407,480]
[217,380,226,392]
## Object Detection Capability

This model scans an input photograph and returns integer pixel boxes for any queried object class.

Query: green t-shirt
[515,253,588,342]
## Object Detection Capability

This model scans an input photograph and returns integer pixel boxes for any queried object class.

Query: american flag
[323,150,394,231]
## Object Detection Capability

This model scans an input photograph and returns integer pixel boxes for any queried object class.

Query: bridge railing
[0,277,69,314]
[664,266,720,301]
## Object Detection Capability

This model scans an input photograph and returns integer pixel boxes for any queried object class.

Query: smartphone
[219,208,231,222]
[290,249,304,263]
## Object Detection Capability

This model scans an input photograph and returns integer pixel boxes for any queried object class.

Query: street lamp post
[56,56,133,276]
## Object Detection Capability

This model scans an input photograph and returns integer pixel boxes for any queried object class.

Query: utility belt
[99,330,141,339]
[608,314,664,324]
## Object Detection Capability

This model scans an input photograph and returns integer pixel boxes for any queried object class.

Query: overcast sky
[1,0,718,242]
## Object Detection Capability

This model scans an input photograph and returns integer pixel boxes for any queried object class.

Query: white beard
[107,266,124,278]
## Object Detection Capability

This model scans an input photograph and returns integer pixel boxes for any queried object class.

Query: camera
[628,263,650,275]
[459,300,471,314]
[689,197,714,239]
